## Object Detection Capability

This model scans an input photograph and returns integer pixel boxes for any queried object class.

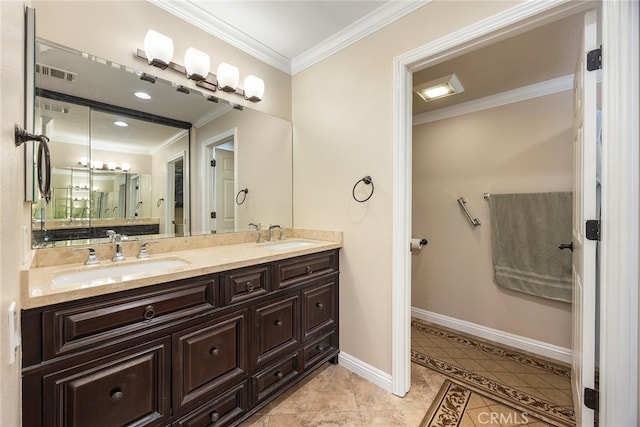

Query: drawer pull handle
[210,347,220,356]
[316,302,324,309]
[306,265,312,274]
[143,305,155,320]
[210,411,220,422]
[316,345,324,352]
[110,389,123,402]
[275,370,283,379]
[246,281,254,292]
[274,320,283,326]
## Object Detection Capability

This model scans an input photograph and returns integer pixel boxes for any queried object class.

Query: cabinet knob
[210,347,220,356]
[316,302,324,309]
[274,320,283,326]
[316,345,324,352]
[305,265,312,274]
[275,371,283,379]
[210,411,219,422]
[110,389,123,402]
[246,281,254,292]
[143,305,155,320]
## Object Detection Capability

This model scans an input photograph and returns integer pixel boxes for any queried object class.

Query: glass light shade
[92,160,103,170]
[121,163,131,172]
[243,75,265,102]
[216,62,239,92]
[107,162,117,171]
[184,47,210,81]
[79,156,88,167]
[143,29,173,67]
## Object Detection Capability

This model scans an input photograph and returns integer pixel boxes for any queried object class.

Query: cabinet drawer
[273,251,338,290]
[173,311,248,410]
[173,381,248,427]
[222,265,270,305]
[253,295,299,367]
[251,352,300,404]
[303,331,337,370]
[42,338,170,427]
[302,280,337,340]
[42,278,217,361]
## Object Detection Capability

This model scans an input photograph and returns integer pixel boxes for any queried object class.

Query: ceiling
[152,1,583,116]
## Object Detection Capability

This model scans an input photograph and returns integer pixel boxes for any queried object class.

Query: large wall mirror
[31,38,293,248]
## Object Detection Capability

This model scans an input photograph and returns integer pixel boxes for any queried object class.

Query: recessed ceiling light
[134,91,151,100]
[415,73,465,102]
[113,120,128,127]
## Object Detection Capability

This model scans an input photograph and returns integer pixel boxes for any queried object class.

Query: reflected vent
[37,102,71,114]
[36,63,77,83]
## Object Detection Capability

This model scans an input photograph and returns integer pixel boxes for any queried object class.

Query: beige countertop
[21,229,342,309]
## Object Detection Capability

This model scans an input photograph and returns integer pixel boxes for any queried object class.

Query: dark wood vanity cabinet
[22,249,339,427]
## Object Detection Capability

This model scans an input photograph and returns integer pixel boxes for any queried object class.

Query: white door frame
[391,1,638,424]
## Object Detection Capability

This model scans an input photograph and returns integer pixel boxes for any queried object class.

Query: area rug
[421,379,550,427]
[412,321,575,426]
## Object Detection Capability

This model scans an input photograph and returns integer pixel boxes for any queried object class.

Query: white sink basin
[51,257,191,289]
[264,240,315,251]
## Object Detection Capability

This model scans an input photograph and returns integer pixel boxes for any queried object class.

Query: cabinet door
[273,251,338,290]
[253,295,299,367]
[302,279,337,340]
[42,338,170,427]
[221,265,270,305]
[173,311,248,411]
[173,381,248,427]
[251,352,301,404]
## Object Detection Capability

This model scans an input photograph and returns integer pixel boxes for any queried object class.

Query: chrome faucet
[106,229,116,243]
[268,224,282,242]
[137,241,156,258]
[73,247,100,265]
[112,234,125,262]
[249,222,264,243]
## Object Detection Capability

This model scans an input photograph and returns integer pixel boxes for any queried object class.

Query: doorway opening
[202,129,237,234]
[167,152,187,237]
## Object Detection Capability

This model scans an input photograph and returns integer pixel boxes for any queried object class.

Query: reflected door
[215,148,235,233]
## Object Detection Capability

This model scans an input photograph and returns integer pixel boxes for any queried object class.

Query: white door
[214,148,235,233]
[571,9,598,426]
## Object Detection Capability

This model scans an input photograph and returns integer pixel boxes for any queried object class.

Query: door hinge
[210,159,216,167]
[587,46,602,71]
[210,211,216,219]
[586,219,600,241]
[584,387,599,411]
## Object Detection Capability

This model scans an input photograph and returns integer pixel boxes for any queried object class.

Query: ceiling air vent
[36,63,77,83]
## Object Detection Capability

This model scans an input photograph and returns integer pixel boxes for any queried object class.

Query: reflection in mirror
[31,38,292,248]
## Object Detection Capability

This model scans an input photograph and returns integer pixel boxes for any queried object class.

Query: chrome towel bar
[457,196,481,227]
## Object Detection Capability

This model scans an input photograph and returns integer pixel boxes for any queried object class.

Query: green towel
[490,192,573,303]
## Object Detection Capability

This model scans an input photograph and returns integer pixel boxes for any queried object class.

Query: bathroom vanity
[20,234,340,426]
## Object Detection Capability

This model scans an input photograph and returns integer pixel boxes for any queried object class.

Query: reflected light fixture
[184,47,210,81]
[216,62,240,92]
[107,162,117,171]
[143,29,173,70]
[415,73,465,102]
[243,75,265,102]
[121,163,131,172]
[134,91,151,100]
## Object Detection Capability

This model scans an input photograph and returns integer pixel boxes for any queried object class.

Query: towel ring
[16,124,51,203]
[236,188,248,205]
[352,175,374,203]
[156,198,164,208]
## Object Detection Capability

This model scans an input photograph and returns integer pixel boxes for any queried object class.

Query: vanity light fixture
[143,29,173,70]
[184,47,210,81]
[243,75,265,102]
[121,163,131,172]
[415,73,465,102]
[136,31,265,103]
[107,161,117,171]
[79,156,88,167]
[216,62,240,92]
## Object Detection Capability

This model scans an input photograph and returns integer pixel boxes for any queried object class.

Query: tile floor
[241,320,574,426]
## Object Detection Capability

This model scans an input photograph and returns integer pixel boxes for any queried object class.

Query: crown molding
[413,73,574,126]
[291,0,430,74]
[193,103,233,129]
[148,0,292,74]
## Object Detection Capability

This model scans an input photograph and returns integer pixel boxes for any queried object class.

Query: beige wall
[411,92,573,348]
[1,1,31,425]
[292,1,518,373]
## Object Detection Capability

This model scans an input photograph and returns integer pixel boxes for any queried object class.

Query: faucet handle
[72,247,100,265]
[106,229,116,242]
[137,241,157,258]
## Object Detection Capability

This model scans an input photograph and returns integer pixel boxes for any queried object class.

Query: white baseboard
[411,307,572,364]
[338,351,392,393]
